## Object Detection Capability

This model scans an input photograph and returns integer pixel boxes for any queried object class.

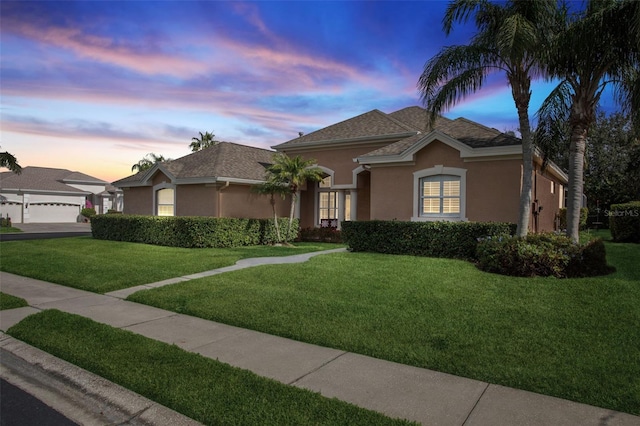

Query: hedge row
[341,220,516,260]
[557,207,589,230]
[476,233,614,278]
[609,201,640,243]
[91,215,299,248]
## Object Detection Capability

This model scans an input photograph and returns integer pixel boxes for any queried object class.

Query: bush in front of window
[297,227,342,243]
[609,201,640,243]
[341,220,516,260]
[476,232,614,278]
[90,215,299,248]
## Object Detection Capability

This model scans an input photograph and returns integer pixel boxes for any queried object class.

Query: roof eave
[272,132,419,151]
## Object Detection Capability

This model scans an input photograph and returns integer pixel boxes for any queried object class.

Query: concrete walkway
[1,250,639,425]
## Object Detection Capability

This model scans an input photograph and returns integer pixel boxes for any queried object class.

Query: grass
[0,237,342,293]
[7,310,414,426]
[0,292,28,310]
[2,231,638,415]
[0,226,22,234]
[127,235,640,415]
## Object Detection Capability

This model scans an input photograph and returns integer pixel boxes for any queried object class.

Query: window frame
[412,165,467,222]
[153,183,176,217]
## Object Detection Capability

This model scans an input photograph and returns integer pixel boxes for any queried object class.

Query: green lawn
[0,237,342,293]
[7,310,414,426]
[2,233,638,415]
[127,238,640,415]
[0,226,22,234]
[0,292,28,310]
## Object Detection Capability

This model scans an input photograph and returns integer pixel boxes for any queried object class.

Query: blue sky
[0,0,614,182]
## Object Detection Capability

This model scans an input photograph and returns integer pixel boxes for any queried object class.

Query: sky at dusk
[0,0,616,183]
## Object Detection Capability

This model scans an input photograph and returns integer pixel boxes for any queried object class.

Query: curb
[0,333,203,426]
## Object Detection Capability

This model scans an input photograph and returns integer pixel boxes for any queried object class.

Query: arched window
[156,188,175,216]
[413,166,467,221]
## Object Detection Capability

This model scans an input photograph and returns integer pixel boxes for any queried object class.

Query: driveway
[0,223,92,241]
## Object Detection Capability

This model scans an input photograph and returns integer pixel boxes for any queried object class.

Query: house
[0,166,123,223]
[114,106,567,233]
[272,106,567,232]
[112,142,289,218]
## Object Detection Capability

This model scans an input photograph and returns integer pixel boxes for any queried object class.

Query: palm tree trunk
[567,124,588,243]
[514,94,533,238]
[286,192,296,243]
[270,195,282,243]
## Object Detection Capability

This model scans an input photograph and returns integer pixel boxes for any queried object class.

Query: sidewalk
[1,252,639,425]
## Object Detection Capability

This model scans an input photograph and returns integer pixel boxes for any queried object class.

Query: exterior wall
[283,144,387,186]
[369,141,466,220]
[465,159,522,223]
[532,171,563,232]
[176,184,218,216]
[298,187,317,228]
[122,187,153,215]
[220,184,288,219]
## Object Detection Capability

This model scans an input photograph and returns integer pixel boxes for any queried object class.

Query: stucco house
[0,166,123,223]
[112,142,289,218]
[273,106,567,232]
[114,106,567,233]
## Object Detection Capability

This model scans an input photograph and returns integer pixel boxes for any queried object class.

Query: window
[420,175,460,216]
[319,191,338,222]
[157,188,175,216]
[413,166,466,221]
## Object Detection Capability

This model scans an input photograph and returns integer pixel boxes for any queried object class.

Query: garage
[28,203,82,223]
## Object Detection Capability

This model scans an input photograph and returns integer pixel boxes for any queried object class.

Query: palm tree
[536,0,640,243]
[417,0,558,238]
[252,180,289,243]
[190,131,218,152]
[266,153,323,242]
[0,149,21,174]
[131,153,169,173]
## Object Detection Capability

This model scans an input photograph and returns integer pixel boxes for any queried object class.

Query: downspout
[217,180,230,217]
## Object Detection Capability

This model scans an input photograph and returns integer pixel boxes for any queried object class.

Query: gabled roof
[273,105,521,155]
[272,109,418,149]
[0,166,106,193]
[113,142,276,187]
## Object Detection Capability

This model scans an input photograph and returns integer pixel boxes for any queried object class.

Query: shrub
[1,217,11,227]
[90,215,299,248]
[341,220,516,260]
[609,201,640,243]
[476,233,614,278]
[297,227,342,243]
[557,207,588,230]
[81,207,96,218]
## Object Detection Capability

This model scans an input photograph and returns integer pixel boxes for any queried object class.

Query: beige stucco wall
[176,184,218,216]
[219,184,288,219]
[122,187,152,215]
[532,171,563,232]
[465,159,522,223]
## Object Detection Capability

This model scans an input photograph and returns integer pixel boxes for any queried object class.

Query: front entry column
[349,190,357,222]
[337,190,345,229]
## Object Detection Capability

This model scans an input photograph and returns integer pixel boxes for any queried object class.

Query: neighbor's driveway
[0,223,91,241]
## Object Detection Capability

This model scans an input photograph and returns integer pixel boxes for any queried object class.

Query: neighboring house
[272,106,567,232]
[112,142,289,218]
[114,106,567,233]
[0,166,123,223]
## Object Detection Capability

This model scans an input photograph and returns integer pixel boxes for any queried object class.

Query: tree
[0,149,22,174]
[265,153,323,243]
[536,0,640,242]
[252,180,289,243]
[583,111,640,214]
[417,0,558,238]
[131,153,169,173]
[190,131,218,152]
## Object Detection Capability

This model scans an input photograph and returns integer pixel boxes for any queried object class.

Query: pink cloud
[6,20,207,78]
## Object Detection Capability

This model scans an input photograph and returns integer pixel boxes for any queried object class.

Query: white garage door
[0,203,23,223]
[29,204,81,223]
